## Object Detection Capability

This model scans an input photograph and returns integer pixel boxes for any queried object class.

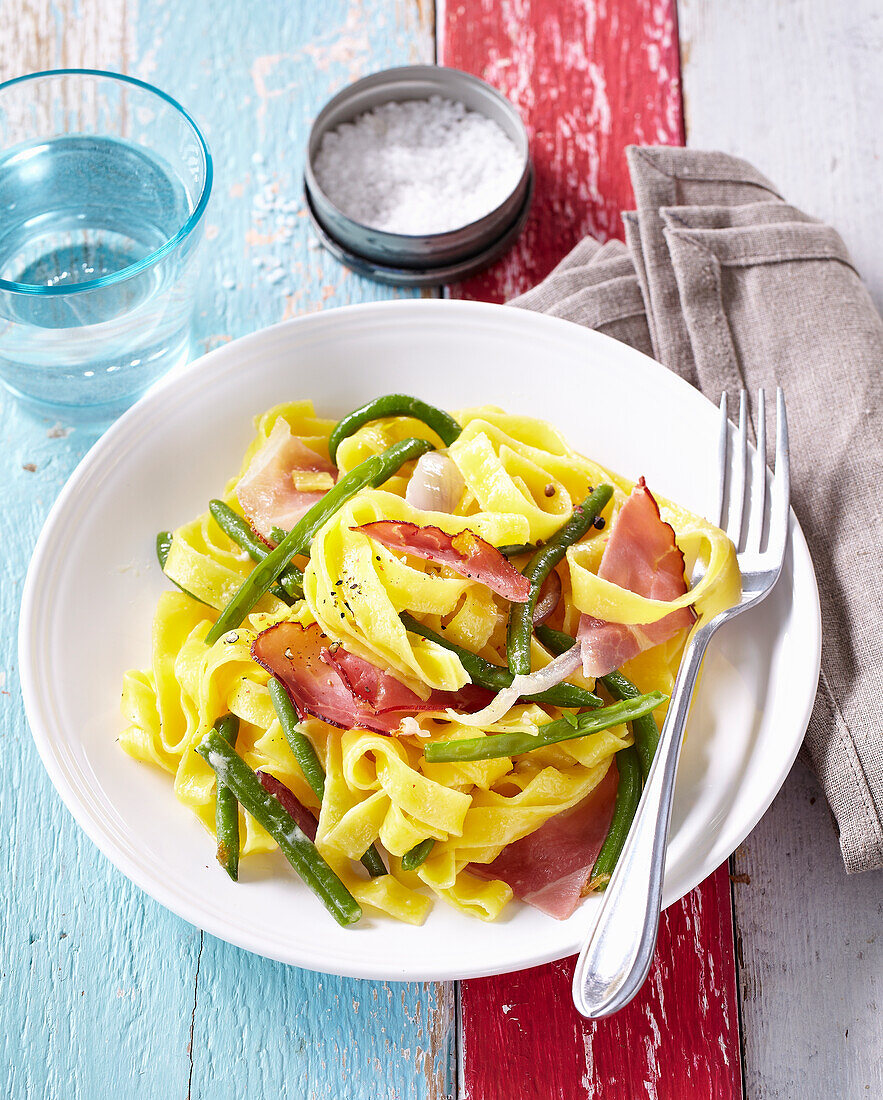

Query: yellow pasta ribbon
[304,489,527,691]
[568,519,739,625]
[119,402,716,926]
[163,512,286,616]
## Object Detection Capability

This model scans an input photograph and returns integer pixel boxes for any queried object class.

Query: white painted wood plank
[679,0,883,311]
[680,3,883,1095]
[729,762,883,1099]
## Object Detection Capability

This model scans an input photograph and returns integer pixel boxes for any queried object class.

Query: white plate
[19,299,820,981]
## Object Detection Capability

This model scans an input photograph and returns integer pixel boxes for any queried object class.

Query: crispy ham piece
[236,419,337,542]
[468,763,619,919]
[577,478,695,678]
[353,521,531,603]
[251,621,491,735]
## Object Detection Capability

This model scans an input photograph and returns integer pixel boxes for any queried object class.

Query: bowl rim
[17,298,822,980]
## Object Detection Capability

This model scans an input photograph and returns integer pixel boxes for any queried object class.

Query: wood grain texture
[678,0,883,312]
[440,0,684,301]
[1,11,196,1100]
[0,0,137,78]
[5,1,880,1097]
[1,411,199,1100]
[0,3,455,1099]
[191,944,456,1100]
[730,764,883,1099]
[443,3,742,1096]
[459,866,741,1100]
[679,3,883,1096]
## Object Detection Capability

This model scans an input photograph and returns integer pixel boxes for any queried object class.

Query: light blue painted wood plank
[145,0,435,360]
[133,3,455,1095]
[0,5,202,1094]
[191,942,455,1100]
[1,10,202,1098]
[1,2,455,1098]
[0,403,199,1100]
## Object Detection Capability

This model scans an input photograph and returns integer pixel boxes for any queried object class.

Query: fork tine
[730,390,749,547]
[717,392,729,528]
[746,389,767,552]
[768,388,790,565]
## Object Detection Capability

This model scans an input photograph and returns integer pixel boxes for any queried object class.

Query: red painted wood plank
[441,0,685,303]
[442,3,743,1097]
[459,866,742,1100]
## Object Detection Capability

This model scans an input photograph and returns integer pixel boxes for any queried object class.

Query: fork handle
[571,626,713,1018]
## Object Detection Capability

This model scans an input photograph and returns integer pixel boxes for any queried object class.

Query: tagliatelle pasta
[120,398,739,926]
[304,489,528,693]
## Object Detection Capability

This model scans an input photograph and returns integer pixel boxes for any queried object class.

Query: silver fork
[572,388,791,1019]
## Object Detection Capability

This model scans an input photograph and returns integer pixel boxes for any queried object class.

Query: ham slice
[578,478,695,678]
[532,569,562,626]
[236,419,337,542]
[354,521,531,602]
[256,771,318,840]
[468,763,619,919]
[251,621,491,734]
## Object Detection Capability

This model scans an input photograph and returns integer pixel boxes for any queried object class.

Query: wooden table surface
[2,2,880,1098]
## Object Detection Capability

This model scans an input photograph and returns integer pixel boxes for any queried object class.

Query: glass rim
[0,68,213,297]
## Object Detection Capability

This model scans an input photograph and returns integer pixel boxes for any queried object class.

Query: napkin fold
[510,146,883,874]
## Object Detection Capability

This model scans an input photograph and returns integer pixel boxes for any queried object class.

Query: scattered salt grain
[313,96,523,235]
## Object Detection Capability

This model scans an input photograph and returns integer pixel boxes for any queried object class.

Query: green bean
[209,499,271,562]
[155,531,206,604]
[496,542,540,557]
[400,613,602,710]
[156,530,174,568]
[268,677,387,879]
[600,671,660,782]
[534,624,662,782]
[268,526,307,597]
[423,692,665,763]
[209,500,303,599]
[506,485,613,675]
[588,746,642,891]
[267,678,327,800]
[196,729,361,927]
[401,838,435,871]
[357,842,388,878]
[212,714,241,881]
[328,394,461,464]
[205,437,433,644]
[534,624,578,657]
[535,624,663,883]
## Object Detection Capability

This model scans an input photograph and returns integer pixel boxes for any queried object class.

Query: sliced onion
[397,716,429,739]
[532,569,562,626]
[405,452,466,514]
[445,644,584,727]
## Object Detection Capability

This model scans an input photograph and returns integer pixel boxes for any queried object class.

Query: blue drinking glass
[0,69,212,423]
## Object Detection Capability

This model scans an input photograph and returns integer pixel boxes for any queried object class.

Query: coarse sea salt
[313,95,523,235]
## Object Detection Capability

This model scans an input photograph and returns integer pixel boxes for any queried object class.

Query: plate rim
[18,298,822,980]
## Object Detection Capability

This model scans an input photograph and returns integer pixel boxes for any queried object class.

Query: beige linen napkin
[510,146,883,874]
